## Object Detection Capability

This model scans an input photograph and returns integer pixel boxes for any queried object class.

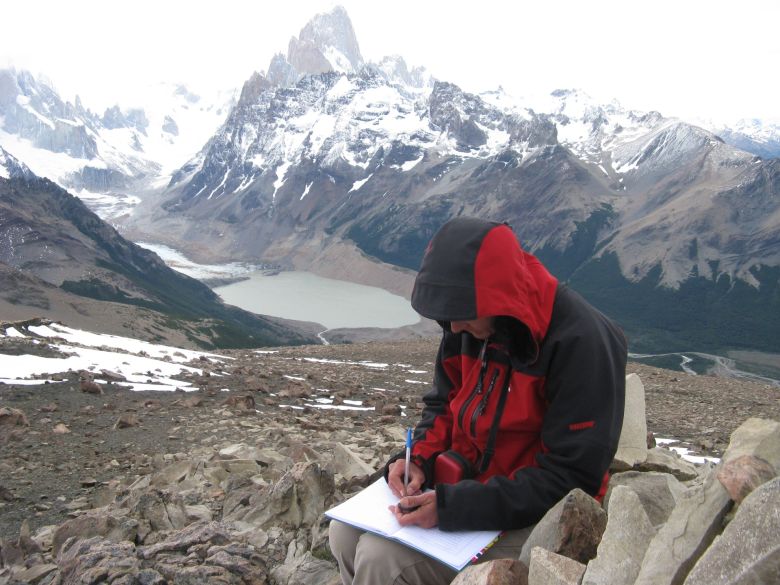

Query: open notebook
[325,478,501,571]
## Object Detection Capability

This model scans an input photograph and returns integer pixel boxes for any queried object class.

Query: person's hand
[387,459,424,498]
[389,491,438,528]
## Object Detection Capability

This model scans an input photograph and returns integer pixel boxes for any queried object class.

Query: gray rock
[222,461,334,530]
[153,564,236,583]
[583,486,656,585]
[722,418,780,470]
[633,465,732,585]
[52,514,138,555]
[204,543,268,582]
[0,536,23,568]
[131,489,190,534]
[612,374,648,470]
[605,470,685,527]
[186,504,214,523]
[717,454,776,503]
[271,538,340,585]
[149,459,193,487]
[7,563,57,584]
[330,442,375,480]
[57,536,140,585]
[0,407,29,442]
[635,446,700,481]
[683,476,780,585]
[218,443,292,468]
[114,413,139,429]
[519,488,607,566]
[528,547,586,585]
[450,558,529,585]
[137,521,230,559]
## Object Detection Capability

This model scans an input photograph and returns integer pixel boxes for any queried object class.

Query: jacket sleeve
[436,296,627,531]
[384,332,461,486]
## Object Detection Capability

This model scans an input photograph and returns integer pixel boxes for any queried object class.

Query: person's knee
[329,520,359,558]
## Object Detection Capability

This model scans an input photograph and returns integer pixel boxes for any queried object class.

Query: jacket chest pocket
[453,363,509,441]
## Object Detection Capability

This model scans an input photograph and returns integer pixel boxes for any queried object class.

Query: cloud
[1,0,778,121]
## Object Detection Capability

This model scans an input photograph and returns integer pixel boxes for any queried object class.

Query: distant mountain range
[0,69,235,219]
[1,6,778,354]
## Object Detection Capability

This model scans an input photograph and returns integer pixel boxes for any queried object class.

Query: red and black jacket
[395,218,627,531]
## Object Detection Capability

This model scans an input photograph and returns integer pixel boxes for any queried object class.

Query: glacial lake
[214,271,420,330]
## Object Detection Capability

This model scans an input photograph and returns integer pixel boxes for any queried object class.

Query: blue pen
[399,427,420,513]
[404,427,412,496]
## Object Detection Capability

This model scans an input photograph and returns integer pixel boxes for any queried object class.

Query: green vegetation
[346,202,451,270]
[569,253,780,354]
[535,204,616,280]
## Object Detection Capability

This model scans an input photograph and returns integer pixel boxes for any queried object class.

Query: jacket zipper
[470,368,501,436]
[457,340,488,432]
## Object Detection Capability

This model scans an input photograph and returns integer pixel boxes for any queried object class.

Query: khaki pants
[328,520,533,585]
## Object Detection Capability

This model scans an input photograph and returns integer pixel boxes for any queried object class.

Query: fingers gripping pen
[399,427,420,513]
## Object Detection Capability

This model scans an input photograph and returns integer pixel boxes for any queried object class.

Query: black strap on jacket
[478,366,512,474]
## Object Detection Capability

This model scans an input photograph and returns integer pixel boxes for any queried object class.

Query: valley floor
[1,338,779,541]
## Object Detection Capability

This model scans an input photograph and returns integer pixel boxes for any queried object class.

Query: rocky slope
[1,323,779,583]
[0,173,319,348]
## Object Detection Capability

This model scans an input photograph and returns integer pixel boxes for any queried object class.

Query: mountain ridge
[1,6,778,355]
[0,171,320,348]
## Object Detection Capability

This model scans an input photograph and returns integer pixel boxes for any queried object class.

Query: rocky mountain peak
[0,68,98,160]
[237,71,273,107]
[297,5,363,72]
[374,55,432,89]
[278,5,364,84]
[0,145,33,179]
[267,52,298,87]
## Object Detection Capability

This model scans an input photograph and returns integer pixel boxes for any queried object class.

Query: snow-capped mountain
[0,145,34,179]
[1,6,778,355]
[151,15,776,291]
[0,68,235,219]
[122,6,778,355]
[705,118,780,160]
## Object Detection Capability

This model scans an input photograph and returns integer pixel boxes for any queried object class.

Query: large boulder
[270,537,340,585]
[635,446,699,481]
[612,374,648,470]
[722,418,780,469]
[683,476,780,585]
[582,486,656,585]
[633,464,731,585]
[450,558,529,585]
[52,514,139,555]
[717,454,776,503]
[527,547,586,585]
[604,470,685,527]
[57,536,142,585]
[222,461,335,530]
[519,489,607,566]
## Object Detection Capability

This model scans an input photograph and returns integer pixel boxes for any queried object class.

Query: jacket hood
[411,217,558,344]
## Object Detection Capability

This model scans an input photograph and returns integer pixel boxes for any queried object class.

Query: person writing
[329,217,627,585]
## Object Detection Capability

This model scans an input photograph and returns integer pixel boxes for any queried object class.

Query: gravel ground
[1,337,778,541]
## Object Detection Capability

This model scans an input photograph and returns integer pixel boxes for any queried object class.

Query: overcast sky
[2,0,777,123]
